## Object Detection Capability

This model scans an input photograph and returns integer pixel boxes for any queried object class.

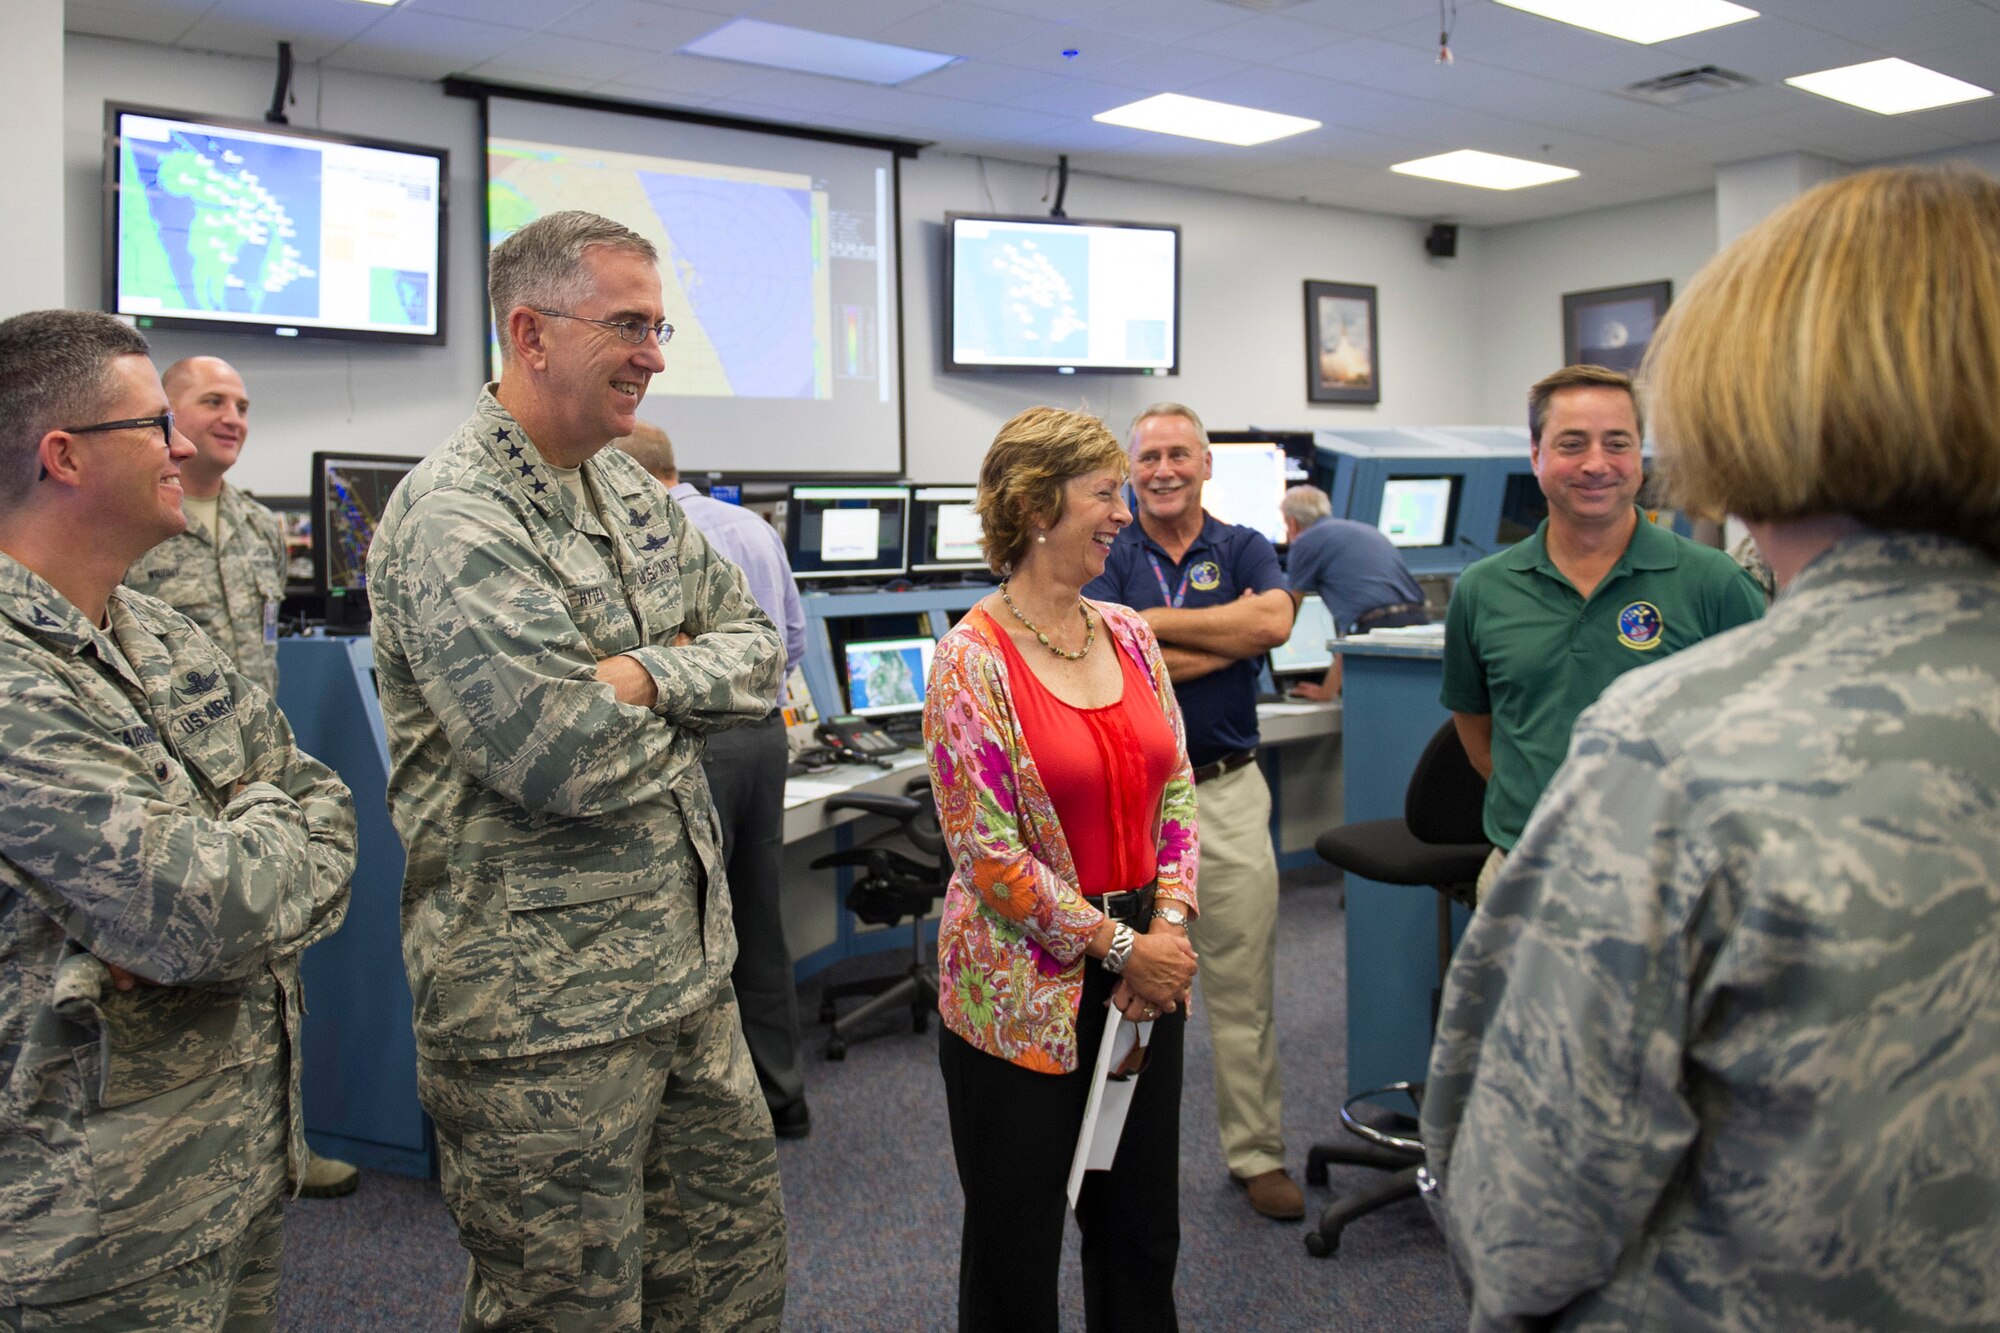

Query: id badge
[264,599,279,644]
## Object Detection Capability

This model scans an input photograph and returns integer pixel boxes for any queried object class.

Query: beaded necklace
[998,580,1095,661]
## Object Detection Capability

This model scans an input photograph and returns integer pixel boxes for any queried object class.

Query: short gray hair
[613,420,677,483]
[1281,485,1331,526]
[489,211,658,364]
[0,310,150,513]
[1129,401,1209,449]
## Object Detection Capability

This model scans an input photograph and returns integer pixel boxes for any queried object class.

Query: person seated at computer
[1278,483,1428,699]
[1423,163,2000,1332]
[924,406,1200,1332]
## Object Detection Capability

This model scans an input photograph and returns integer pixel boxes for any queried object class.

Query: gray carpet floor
[276,863,1469,1330]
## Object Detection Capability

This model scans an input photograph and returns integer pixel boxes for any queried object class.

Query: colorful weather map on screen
[112,111,443,338]
[489,138,833,400]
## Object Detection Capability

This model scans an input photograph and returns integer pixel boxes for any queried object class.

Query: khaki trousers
[1190,760,1286,1179]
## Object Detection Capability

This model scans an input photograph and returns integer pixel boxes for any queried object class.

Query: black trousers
[700,713,806,1116]
[939,961,1184,1333]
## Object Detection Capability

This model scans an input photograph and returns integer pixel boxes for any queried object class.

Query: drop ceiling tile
[1907,97,2000,140]
[1173,65,1359,122]
[900,58,1071,104]
[323,10,522,80]
[1783,0,1998,48]
[744,0,945,39]
[872,5,1068,58]
[556,1,730,53]
[1652,17,1880,81]
[994,75,1156,119]
[1752,105,1976,161]
[476,31,661,83]
[177,0,389,62]
[595,50,768,98]
[1068,0,1248,45]
[991,25,1168,78]
[404,0,585,32]
[67,0,211,44]
[1283,0,1438,37]
[1275,35,1435,83]
[955,0,1126,20]
[1194,13,1347,64]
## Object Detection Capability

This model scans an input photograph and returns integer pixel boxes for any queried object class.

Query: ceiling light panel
[681,19,960,86]
[1496,0,1758,45]
[1785,58,1992,115]
[1390,149,1580,190]
[1093,93,1320,146]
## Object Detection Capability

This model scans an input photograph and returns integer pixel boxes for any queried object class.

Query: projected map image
[955,228,1089,360]
[120,129,320,317]
[489,139,832,400]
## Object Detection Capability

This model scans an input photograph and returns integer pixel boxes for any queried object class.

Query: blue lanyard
[1144,550,1193,609]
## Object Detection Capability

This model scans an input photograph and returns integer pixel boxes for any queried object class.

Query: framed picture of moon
[1305,280,1380,405]
[1561,280,1672,374]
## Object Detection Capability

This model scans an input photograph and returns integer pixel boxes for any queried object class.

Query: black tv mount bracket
[267,40,293,125]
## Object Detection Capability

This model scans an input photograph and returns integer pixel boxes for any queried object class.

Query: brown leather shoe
[1237,1168,1305,1221]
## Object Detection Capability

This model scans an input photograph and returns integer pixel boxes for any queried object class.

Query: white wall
[899,155,1486,481]
[64,35,487,498]
[4,0,66,314]
[1473,190,1717,425]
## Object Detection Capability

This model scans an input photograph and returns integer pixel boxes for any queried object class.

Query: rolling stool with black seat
[1304,718,1489,1256]
[809,775,948,1060]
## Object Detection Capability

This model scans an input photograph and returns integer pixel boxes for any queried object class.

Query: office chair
[1304,718,1488,1257]
[808,776,948,1060]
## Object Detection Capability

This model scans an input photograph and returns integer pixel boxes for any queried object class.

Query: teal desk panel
[1335,643,1453,1099]
[279,637,432,1177]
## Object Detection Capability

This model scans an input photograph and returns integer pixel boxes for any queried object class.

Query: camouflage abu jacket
[368,388,782,1062]
[123,482,288,696]
[1423,532,2000,1331]
[0,555,354,1304]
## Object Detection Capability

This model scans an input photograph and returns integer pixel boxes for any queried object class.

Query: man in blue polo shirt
[1442,365,1765,894]
[1279,484,1429,700]
[1085,401,1302,1221]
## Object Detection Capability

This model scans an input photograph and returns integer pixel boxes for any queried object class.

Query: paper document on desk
[1066,1010,1153,1210]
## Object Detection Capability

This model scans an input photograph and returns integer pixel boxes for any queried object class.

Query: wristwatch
[1149,905,1190,930]
[1102,923,1137,974]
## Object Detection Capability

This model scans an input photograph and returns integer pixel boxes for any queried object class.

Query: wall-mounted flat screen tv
[104,103,448,344]
[945,213,1179,375]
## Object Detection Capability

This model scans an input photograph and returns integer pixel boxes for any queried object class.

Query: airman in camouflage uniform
[122,357,287,698]
[0,310,354,1328]
[118,356,360,1201]
[1422,167,2000,1332]
[369,211,787,1331]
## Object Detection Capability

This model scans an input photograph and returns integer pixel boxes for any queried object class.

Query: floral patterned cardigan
[923,599,1199,1075]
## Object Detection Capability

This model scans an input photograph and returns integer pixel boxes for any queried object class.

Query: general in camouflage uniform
[121,356,286,698]
[369,212,787,1331]
[1422,168,2000,1331]
[0,311,354,1328]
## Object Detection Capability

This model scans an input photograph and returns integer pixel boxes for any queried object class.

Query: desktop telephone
[817,715,903,757]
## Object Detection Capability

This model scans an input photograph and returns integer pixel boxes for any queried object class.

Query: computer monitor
[842,635,936,719]
[909,486,986,574]
[1377,475,1459,549]
[310,452,419,606]
[1269,594,1339,677]
[1495,471,1548,545]
[787,485,910,582]
[1203,442,1289,546]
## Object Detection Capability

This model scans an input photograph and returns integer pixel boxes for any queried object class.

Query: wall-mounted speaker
[1424,223,1459,258]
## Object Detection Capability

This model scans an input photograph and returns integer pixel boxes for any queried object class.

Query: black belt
[1190,748,1257,785]
[1095,885,1156,925]
[1353,601,1427,630]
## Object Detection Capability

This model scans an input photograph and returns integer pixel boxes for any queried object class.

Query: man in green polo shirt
[1442,365,1764,892]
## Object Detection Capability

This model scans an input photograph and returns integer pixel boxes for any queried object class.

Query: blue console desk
[1332,634,1469,1100]
[277,636,431,1177]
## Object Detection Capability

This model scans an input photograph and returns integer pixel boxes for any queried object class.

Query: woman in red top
[925,407,1201,1330]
